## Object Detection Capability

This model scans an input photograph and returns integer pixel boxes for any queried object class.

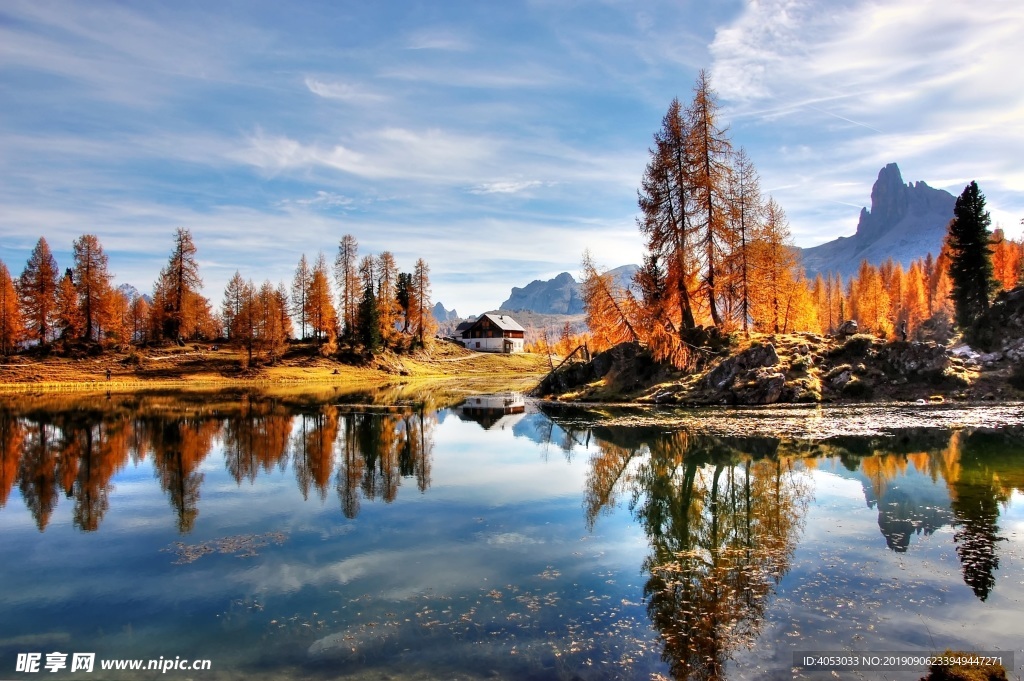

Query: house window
[475,342,480,349]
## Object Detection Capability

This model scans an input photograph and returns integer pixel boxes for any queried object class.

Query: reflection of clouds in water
[485,531,543,546]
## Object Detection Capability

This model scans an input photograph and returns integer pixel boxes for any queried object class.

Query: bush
[827,334,877,361]
[841,376,873,399]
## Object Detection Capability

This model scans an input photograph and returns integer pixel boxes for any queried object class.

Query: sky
[2,0,1023,316]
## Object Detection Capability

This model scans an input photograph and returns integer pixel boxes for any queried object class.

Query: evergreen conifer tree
[357,283,382,353]
[946,181,995,330]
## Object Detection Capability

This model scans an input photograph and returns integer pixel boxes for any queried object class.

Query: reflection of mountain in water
[858,468,954,553]
[537,409,1024,615]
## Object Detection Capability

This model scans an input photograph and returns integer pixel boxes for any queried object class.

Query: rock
[882,342,951,377]
[948,344,978,359]
[705,343,779,391]
[650,388,676,404]
[837,320,859,337]
[800,163,955,280]
[732,369,786,405]
[830,370,853,390]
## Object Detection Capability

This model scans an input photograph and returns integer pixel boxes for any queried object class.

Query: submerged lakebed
[1,388,1022,680]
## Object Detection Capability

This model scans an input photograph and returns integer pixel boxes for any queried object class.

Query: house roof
[462,312,524,335]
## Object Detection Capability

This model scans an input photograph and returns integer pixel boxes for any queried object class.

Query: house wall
[467,336,524,353]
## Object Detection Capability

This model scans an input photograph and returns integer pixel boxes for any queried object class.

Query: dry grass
[0,341,551,395]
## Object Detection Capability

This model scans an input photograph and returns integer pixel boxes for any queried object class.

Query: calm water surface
[1,388,1022,680]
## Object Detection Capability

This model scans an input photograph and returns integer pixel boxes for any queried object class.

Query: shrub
[841,376,873,399]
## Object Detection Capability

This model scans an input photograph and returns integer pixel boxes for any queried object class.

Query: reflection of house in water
[455,393,527,430]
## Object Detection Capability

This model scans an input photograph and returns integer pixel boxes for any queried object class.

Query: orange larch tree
[581,250,639,353]
[129,294,150,345]
[749,197,800,333]
[410,258,436,347]
[637,98,698,333]
[902,261,929,339]
[71,234,113,342]
[688,70,734,328]
[334,235,359,339]
[990,228,1022,292]
[155,228,203,342]
[307,253,338,345]
[850,260,892,337]
[18,237,59,344]
[376,251,400,349]
[102,287,131,347]
[55,271,84,340]
[0,261,23,355]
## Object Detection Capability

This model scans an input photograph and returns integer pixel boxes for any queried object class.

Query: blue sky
[2,0,1022,315]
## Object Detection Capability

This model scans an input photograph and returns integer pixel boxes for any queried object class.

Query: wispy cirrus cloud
[469,180,546,195]
[237,127,497,182]
[304,77,387,104]
[709,0,1024,239]
[405,27,473,51]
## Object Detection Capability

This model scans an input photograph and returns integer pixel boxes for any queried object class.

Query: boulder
[830,370,853,390]
[705,343,779,391]
[732,369,786,405]
[837,320,859,337]
[881,342,951,377]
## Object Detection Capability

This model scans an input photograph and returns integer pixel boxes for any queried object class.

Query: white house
[460,313,525,353]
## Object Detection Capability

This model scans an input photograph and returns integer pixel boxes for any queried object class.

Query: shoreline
[0,342,550,396]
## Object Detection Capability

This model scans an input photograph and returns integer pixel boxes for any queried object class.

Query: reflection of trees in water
[335,406,434,519]
[11,411,132,532]
[64,415,130,531]
[637,447,809,680]
[1,393,442,531]
[946,429,1022,602]
[223,399,292,484]
[146,417,220,533]
[577,426,811,680]
[17,419,60,530]
[1,412,25,508]
[823,428,1024,601]
[565,420,1024,672]
[292,407,339,502]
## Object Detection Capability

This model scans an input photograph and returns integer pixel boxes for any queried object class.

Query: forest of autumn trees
[0,229,436,361]
[582,72,1024,367]
[2,74,1022,363]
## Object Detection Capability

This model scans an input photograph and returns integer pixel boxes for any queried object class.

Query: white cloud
[304,77,387,104]
[405,27,473,51]
[237,127,498,182]
[469,180,545,195]
[709,0,1024,243]
[287,191,355,209]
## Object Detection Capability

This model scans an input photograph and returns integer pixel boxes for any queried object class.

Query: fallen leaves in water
[164,531,288,564]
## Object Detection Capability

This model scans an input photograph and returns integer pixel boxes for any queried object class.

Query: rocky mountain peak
[498,265,639,315]
[857,162,910,242]
[800,163,955,279]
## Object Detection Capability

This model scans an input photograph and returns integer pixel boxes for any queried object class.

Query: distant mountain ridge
[800,163,955,279]
[498,265,638,315]
[432,301,458,322]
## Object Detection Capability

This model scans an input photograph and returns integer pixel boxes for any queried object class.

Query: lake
[1,388,1022,680]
